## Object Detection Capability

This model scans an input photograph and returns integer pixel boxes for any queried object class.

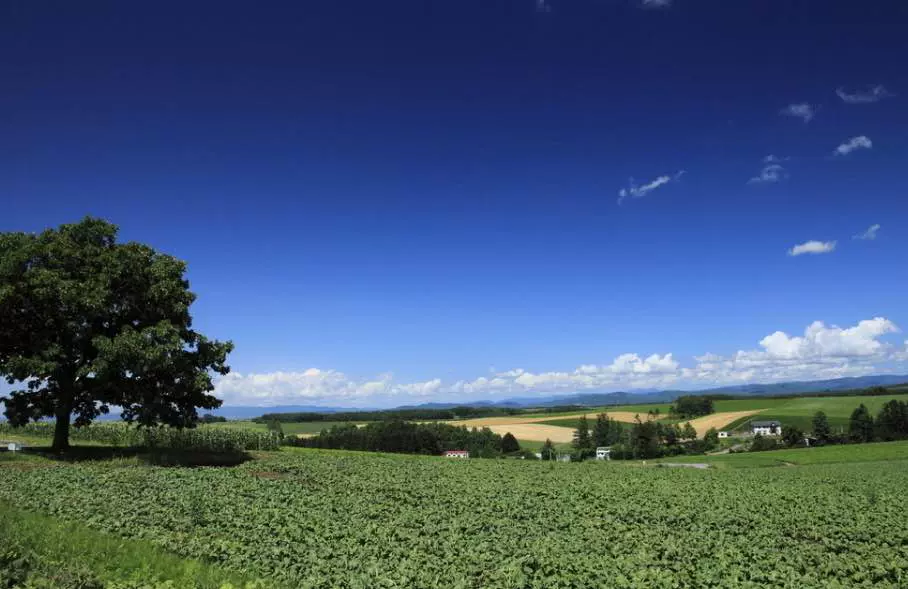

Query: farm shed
[443,450,470,459]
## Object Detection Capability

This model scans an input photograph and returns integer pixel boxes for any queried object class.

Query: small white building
[751,420,781,436]
[717,431,729,439]
[443,450,470,459]
[595,447,611,461]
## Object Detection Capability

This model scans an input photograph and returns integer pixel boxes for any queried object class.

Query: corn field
[0,422,280,452]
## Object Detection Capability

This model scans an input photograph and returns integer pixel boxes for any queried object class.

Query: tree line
[669,395,714,419]
[255,406,524,424]
[284,420,524,458]
[559,413,719,461]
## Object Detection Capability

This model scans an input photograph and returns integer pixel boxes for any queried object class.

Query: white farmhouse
[595,447,611,461]
[443,450,470,459]
[717,431,729,439]
[751,420,781,436]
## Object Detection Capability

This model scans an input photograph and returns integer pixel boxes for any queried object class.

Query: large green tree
[781,424,804,447]
[500,432,520,453]
[875,400,908,441]
[540,438,556,461]
[848,404,875,443]
[592,412,621,447]
[0,218,233,451]
[811,411,831,444]
[572,415,591,450]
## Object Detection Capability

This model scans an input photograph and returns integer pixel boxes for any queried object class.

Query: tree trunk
[52,400,72,452]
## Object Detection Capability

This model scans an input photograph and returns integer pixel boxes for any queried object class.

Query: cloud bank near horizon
[213,317,908,407]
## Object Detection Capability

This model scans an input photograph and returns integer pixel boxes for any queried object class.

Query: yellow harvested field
[687,410,765,438]
[450,411,649,428]
[463,409,765,442]
[483,424,576,444]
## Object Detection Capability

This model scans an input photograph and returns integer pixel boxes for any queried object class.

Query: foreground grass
[0,500,270,588]
[655,439,908,468]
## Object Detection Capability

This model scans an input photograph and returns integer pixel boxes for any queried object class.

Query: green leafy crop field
[2,447,907,588]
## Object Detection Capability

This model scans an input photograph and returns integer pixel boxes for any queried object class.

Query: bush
[749,434,778,452]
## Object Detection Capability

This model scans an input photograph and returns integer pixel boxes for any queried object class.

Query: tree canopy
[500,432,520,453]
[848,404,875,443]
[670,395,714,419]
[811,411,831,443]
[572,415,591,450]
[0,217,233,450]
[592,413,622,447]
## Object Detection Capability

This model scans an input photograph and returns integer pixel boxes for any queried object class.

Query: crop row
[0,422,280,452]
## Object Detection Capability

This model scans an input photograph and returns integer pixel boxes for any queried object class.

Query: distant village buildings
[443,450,470,459]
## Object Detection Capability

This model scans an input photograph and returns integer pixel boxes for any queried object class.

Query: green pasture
[655,439,908,469]
[713,393,908,432]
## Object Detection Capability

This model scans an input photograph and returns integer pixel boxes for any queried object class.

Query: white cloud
[836,85,893,104]
[780,103,815,123]
[212,318,906,407]
[760,318,897,359]
[788,240,836,256]
[748,155,788,184]
[618,170,684,204]
[853,223,880,241]
[685,318,902,385]
[834,135,872,156]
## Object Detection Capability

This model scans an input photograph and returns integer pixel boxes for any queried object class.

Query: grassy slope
[514,439,573,452]
[656,439,908,468]
[713,393,908,432]
[0,498,269,588]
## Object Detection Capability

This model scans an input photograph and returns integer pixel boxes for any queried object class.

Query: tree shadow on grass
[21,446,253,467]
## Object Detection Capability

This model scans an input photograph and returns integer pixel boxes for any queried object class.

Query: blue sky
[2,0,907,407]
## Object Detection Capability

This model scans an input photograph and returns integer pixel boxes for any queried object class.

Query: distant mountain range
[208,374,908,419]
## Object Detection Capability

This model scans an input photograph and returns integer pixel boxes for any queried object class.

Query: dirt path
[687,410,764,438]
